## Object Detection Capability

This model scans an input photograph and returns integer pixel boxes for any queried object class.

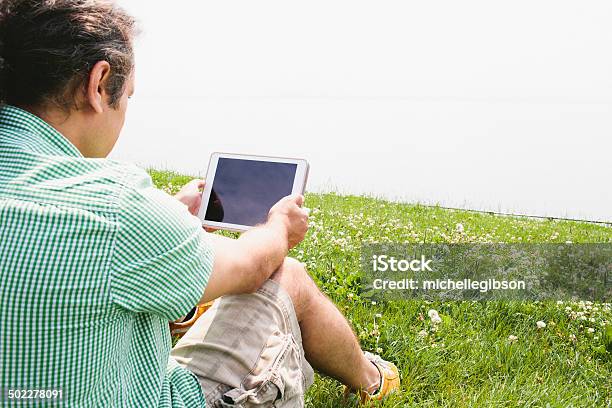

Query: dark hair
[0,0,137,110]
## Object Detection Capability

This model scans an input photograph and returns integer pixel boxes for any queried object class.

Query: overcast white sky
[112,0,612,222]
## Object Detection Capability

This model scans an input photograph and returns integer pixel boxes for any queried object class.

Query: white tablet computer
[197,152,309,232]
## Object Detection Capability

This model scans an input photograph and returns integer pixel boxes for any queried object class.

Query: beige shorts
[171,280,315,407]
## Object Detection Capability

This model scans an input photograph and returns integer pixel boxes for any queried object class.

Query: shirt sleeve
[110,169,214,321]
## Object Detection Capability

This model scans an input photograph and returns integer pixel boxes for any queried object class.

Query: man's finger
[293,194,304,207]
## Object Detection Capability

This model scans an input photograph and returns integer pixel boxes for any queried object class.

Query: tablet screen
[204,158,297,226]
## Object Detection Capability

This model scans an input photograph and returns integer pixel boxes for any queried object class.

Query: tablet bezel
[197,152,309,232]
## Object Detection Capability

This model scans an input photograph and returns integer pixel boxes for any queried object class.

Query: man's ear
[86,61,112,113]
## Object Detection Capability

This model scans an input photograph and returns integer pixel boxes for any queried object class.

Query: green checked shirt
[0,105,214,407]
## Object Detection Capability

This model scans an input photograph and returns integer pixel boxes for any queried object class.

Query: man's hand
[268,194,309,249]
[175,179,205,216]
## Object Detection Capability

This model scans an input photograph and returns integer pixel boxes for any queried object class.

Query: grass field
[150,169,612,408]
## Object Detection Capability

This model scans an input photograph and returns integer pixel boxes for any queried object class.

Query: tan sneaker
[169,301,214,338]
[345,351,401,404]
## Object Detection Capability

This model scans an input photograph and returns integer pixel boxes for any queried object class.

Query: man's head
[0,0,137,157]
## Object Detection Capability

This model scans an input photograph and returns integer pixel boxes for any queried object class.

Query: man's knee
[271,257,319,320]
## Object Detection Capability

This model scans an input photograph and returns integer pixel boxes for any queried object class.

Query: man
[0,0,399,406]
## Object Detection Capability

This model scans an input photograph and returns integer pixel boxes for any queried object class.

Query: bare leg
[270,258,380,393]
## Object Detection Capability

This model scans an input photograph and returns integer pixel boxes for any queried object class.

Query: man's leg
[172,277,315,407]
[270,258,381,394]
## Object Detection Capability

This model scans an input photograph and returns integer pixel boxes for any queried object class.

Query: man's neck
[21,104,94,157]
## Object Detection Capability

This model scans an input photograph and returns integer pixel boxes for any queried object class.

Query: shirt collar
[0,104,83,158]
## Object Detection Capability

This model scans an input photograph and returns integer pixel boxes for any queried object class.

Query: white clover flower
[536,321,547,329]
[569,334,576,341]
[556,300,564,305]
[375,313,383,318]
[455,223,464,233]
[428,309,443,325]
[417,330,428,338]
[508,335,518,343]
[587,327,595,333]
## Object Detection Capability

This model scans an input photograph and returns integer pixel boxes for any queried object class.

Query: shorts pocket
[215,329,308,407]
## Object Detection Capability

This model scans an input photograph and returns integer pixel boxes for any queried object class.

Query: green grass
[150,169,612,408]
